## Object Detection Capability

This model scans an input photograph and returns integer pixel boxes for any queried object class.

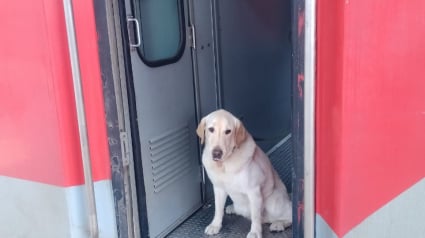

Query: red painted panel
[0,0,110,186]
[316,0,345,232]
[0,0,81,186]
[72,0,111,183]
[317,0,425,236]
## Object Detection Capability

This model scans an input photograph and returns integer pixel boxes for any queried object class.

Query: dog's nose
[212,147,223,160]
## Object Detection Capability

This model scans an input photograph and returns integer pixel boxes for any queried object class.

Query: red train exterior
[316,0,425,237]
[0,1,115,237]
[1,0,424,237]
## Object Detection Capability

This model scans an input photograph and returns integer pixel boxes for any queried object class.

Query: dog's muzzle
[212,147,223,161]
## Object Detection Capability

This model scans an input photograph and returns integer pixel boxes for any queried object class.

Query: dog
[196,109,292,238]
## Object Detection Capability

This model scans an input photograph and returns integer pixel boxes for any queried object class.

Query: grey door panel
[125,0,202,237]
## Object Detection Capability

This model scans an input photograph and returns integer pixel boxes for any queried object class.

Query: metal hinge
[188,25,196,49]
[120,131,130,167]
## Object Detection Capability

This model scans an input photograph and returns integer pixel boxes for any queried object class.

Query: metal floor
[167,135,293,238]
[167,203,292,238]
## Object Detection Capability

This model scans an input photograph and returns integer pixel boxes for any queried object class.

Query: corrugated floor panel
[167,203,292,238]
[167,136,293,238]
[267,135,293,193]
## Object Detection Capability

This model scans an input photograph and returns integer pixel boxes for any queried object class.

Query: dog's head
[196,109,247,162]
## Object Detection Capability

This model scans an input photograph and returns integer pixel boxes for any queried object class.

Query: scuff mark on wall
[298,10,305,37]
[298,73,304,97]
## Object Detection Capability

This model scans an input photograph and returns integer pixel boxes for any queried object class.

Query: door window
[134,0,186,66]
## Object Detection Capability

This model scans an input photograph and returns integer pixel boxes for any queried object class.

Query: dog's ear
[196,117,207,144]
[235,119,247,147]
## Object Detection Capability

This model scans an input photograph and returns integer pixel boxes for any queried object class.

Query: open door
[124,0,202,237]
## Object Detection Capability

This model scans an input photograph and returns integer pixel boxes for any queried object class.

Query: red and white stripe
[0,0,116,237]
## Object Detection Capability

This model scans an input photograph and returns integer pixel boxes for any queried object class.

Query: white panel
[316,214,338,238]
[94,180,118,238]
[0,176,71,238]
[345,178,425,238]
[0,176,117,238]
[67,180,118,238]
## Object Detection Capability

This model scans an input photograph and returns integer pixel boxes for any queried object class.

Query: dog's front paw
[225,204,235,214]
[246,231,262,238]
[269,221,285,232]
[205,224,221,235]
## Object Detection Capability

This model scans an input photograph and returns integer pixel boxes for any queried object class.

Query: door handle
[127,16,141,48]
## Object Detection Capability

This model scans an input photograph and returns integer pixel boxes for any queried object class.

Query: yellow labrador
[197,109,292,238]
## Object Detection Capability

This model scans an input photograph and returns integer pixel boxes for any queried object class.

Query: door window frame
[132,0,186,67]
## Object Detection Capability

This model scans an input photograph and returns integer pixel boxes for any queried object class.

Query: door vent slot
[149,125,192,193]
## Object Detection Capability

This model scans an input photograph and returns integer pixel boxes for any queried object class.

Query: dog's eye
[225,129,231,135]
[208,127,214,133]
